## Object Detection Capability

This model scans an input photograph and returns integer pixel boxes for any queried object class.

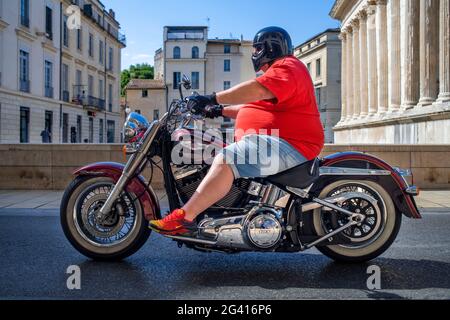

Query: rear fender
[73,162,161,220]
[318,152,421,219]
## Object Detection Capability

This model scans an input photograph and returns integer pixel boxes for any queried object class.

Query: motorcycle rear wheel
[60,176,151,261]
[309,180,402,263]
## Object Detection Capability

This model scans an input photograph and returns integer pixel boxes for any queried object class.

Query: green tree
[121,63,154,96]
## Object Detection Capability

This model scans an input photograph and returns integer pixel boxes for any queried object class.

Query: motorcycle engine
[245,208,283,250]
[173,165,252,208]
[198,207,284,251]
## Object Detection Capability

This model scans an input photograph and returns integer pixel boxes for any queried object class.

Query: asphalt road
[0,208,449,300]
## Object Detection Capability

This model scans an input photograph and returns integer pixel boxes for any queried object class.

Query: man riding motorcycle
[149,26,325,236]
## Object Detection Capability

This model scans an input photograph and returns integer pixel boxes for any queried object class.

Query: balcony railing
[20,79,30,93]
[72,94,106,111]
[62,90,70,102]
[118,32,126,46]
[45,86,54,98]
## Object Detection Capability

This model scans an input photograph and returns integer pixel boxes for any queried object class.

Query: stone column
[437,0,450,103]
[418,0,439,106]
[387,0,401,111]
[401,0,420,109]
[352,19,361,119]
[339,32,347,122]
[376,0,388,114]
[359,10,369,117]
[345,26,354,121]
[367,2,378,115]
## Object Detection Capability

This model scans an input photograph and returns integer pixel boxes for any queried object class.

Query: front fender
[319,152,421,219]
[73,162,161,220]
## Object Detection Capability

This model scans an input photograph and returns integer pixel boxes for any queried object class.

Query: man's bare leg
[182,153,235,221]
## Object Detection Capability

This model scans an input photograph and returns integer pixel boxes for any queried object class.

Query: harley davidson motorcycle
[61,75,421,263]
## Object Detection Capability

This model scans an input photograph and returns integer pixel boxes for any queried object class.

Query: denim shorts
[221,134,308,179]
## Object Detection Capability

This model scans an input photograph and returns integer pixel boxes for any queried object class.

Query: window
[108,84,113,112]
[315,87,321,106]
[88,75,93,96]
[153,109,159,121]
[173,72,181,90]
[63,16,69,47]
[45,6,53,40]
[20,0,29,28]
[192,46,199,59]
[316,59,321,77]
[99,79,104,100]
[173,46,181,59]
[75,70,82,98]
[77,115,82,143]
[224,81,231,90]
[224,44,231,54]
[99,119,104,143]
[191,72,199,90]
[89,33,94,57]
[62,64,69,101]
[224,59,231,72]
[19,50,30,93]
[307,62,311,73]
[107,120,115,143]
[20,107,30,143]
[62,113,68,143]
[142,90,148,98]
[99,40,104,64]
[108,47,113,71]
[77,27,82,51]
[44,111,53,143]
[44,61,53,98]
[88,117,93,143]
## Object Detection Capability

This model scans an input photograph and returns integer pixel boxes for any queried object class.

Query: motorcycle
[61,75,421,263]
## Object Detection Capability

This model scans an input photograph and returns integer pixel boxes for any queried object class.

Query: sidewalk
[0,189,169,210]
[0,189,449,211]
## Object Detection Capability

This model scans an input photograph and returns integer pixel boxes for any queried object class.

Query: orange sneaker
[149,209,197,236]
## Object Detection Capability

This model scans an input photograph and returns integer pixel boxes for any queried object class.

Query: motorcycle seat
[267,158,320,189]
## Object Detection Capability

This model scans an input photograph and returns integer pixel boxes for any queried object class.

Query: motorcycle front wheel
[60,176,151,261]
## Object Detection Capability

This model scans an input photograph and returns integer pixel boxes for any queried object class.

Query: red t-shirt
[234,55,324,160]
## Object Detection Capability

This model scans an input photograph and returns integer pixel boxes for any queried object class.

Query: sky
[103,0,340,70]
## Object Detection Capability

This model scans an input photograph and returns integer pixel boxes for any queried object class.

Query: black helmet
[252,26,294,72]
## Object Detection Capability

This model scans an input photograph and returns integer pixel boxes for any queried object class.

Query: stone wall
[0,144,448,190]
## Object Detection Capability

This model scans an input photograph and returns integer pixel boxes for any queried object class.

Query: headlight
[123,112,150,143]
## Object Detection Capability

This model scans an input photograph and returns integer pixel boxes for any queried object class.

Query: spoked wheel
[61,176,151,261]
[311,180,401,263]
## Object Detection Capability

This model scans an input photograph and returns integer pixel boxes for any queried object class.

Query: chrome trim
[319,167,391,176]
[405,186,419,196]
[394,167,412,177]
[167,235,217,246]
[300,191,377,212]
[99,117,166,217]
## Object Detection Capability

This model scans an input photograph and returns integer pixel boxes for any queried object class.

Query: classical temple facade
[330,0,450,144]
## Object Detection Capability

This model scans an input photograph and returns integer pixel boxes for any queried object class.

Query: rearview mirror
[181,74,191,90]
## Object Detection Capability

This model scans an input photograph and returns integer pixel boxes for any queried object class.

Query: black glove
[204,105,224,119]
[187,93,218,115]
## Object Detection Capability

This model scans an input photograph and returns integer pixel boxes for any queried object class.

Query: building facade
[154,26,256,128]
[124,79,166,123]
[295,28,342,143]
[0,0,125,144]
[331,0,450,144]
